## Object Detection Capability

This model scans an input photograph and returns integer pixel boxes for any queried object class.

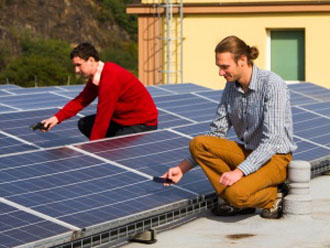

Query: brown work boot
[260,192,284,219]
[212,203,256,217]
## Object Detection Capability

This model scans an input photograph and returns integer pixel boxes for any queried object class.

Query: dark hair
[215,36,259,65]
[70,43,100,61]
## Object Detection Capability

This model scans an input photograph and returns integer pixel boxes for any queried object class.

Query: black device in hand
[30,122,48,131]
[153,176,173,184]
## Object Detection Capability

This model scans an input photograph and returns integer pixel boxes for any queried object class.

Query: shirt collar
[248,64,258,91]
[92,61,104,86]
[234,64,258,93]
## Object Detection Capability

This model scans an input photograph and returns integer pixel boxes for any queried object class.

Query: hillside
[0,0,138,86]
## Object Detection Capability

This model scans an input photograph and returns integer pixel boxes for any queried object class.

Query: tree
[0,36,84,86]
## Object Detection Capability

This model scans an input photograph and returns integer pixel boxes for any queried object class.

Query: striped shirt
[188,65,297,175]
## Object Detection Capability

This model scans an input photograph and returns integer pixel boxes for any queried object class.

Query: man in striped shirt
[163,36,297,219]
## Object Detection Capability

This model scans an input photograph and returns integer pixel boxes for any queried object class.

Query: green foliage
[0,46,9,71]
[96,0,137,41]
[100,41,138,75]
[0,1,138,86]
[0,36,83,86]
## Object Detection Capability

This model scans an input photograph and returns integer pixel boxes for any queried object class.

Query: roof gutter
[127,1,330,14]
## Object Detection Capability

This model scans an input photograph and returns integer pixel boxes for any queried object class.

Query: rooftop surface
[125,174,330,248]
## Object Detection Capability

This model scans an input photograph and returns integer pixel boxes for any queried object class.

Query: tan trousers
[190,136,292,209]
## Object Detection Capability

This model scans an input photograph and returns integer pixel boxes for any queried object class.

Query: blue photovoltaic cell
[0,109,87,148]
[298,101,330,117]
[49,91,77,99]
[289,91,320,106]
[0,91,12,97]
[0,108,57,124]
[58,84,85,92]
[0,84,21,89]
[0,147,196,228]
[194,90,223,102]
[78,131,214,196]
[5,86,66,95]
[155,94,217,122]
[0,92,69,110]
[0,105,17,113]
[173,122,210,137]
[293,138,330,161]
[172,122,240,142]
[154,93,203,107]
[291,106,306,116]
[292,109,317,123]
[174,105,216,122]
[158,109,194,129]
[0,202,69,248]
[294,116,329,133]
[294,122,330,141]
[0,133,37,156]
[146,86,175,97]
[288,83,330,101]
[156,83,210,93]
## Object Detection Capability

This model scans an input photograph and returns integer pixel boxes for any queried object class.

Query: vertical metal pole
[34,75,38,88]
[180,0,183,84]
[158,0,162,85]
[165,0,171,84]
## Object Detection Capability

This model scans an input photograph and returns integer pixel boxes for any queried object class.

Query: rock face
[0,0,131,54]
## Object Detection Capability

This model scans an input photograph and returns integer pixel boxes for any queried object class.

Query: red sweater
[55,62,158,141]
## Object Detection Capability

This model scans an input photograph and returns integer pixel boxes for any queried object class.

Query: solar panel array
[0,82,329,247]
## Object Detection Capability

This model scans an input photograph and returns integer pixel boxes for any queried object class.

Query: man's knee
[77,115,95,138]
[224,186,250,208]
[77,117,85,132]
[189,136,208,158]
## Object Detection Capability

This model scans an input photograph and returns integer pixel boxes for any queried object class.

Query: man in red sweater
[42,43,158,141]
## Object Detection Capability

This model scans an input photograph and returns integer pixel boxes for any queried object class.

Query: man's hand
[161,159,193,186]
[162,166,183,186]
[41,116,59,132]
[220,168,244,186]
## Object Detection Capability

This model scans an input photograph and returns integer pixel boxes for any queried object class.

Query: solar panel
[155,83,210,93]
[0,108,87,149]
[0,81,329,247]
[297,101,330,117]
[154,94,217,122]
[5,86,66,95]
[0,92,69,110]
[0,145,198,232]
[0,91,13,97]
[158,109,195,128]
[146,86,176,97]
[293,137,330,161]
[0,84,21,89]
[289,91,320,106]
[173,122,210,137]
[0,202,70,248]
[0,132,38,156]
[76,130,214,196]
[193,90,223,102]
[288,82,330,101]
[0,104,18,113]
[57,84,85,92]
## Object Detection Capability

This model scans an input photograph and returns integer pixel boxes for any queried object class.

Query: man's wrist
[234,168,244,177]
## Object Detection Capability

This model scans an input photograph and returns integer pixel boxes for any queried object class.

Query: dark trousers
[78,114,157,139]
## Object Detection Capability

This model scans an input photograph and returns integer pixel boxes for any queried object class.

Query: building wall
[183,12,330,89]
[130,2,330,89]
